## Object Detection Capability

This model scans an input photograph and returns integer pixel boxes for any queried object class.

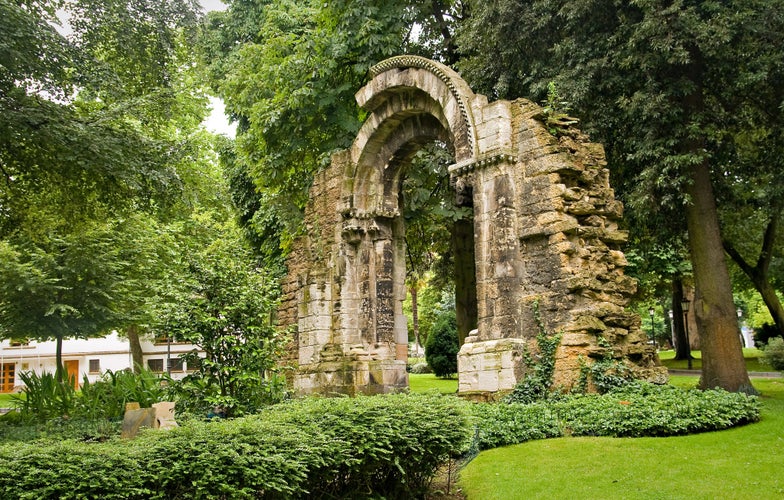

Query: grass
[459,376,784,499]
[408,373,458,394]
[0,393,20,407]
[658,348,773,372]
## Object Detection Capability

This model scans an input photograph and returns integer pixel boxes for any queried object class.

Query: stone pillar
[453,154,529,395]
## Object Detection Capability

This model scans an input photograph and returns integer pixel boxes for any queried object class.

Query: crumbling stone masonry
[278,55,667,396]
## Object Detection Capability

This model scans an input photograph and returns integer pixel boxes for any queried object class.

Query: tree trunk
[55,333,64,384]
[126,324,145,373]
[409,282,422,355]
[757,281,784,336]
[685,158,755,393]
[671,277,692,361]
[724,203,784,337]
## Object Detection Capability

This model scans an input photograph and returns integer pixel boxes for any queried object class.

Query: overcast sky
[200,0,227,13]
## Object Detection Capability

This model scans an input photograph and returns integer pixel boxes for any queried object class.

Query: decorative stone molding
[369,55,475,155]
[448,151,519,177]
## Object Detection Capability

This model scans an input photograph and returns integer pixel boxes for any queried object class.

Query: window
[89,359,100,373]
[168,358,184,372]
[147,359,164,373]
[153,333,180,345]
[186,357,203,372]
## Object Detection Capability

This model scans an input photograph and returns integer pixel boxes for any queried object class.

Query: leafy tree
[0,0,214,382]
[0,223,124,377]
[198,0,465,252]
[425,309,459,378]
[155,216,288,416]
[455,0,784,393]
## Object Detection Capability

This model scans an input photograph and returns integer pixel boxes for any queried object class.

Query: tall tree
[0,223,123,377]
[456,0,784,393]
[0,0,214,380]
[152,213,287,416]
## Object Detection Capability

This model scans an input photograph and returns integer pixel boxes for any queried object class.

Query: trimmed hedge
[471,383,760,449]
[0,393,472,499]
[0,384,761,498]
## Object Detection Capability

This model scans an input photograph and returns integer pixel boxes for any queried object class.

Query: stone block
[152,402,178,430]
[121,407,158,439]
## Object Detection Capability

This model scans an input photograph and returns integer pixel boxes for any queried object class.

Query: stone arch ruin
[278,55,667,396]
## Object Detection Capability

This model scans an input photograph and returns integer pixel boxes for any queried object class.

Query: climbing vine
[577,336,636,394]
[503,301,562,404]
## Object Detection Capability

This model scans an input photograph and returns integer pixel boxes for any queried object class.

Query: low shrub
[0,416,121,444]
[554,383,759,437]
[761,337,784,371]
[470,382,760,449]
[410,362,433,374]
[470,402,561,450]
[0,392,472,499]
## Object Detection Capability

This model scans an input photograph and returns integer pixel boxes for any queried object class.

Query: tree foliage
[154,216,288,416]
[425,309,459,378]
[199,0,465,253]
[0,0,215,381]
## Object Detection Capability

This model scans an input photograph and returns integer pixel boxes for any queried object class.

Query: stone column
[453,155,529,395]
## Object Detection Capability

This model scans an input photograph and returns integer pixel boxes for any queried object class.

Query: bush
[555,383,759,437]
[79,368,168,420]
[425,309,459,378]
[753,323,781,347]
[470,402,561,450]
[0,393,473,499]
[409,362,433,374]
[14,371,78,422]
[470,382,760,449]
[761,337,784,371]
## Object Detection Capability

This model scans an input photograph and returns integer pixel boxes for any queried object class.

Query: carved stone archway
[278,56,667,396]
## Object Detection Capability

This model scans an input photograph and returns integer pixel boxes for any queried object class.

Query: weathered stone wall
[454,98,666,395]
[279,55,667,397]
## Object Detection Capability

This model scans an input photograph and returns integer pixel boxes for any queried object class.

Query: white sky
[204,96,235,138]
[200,1,234,137]
[200,0,227,12]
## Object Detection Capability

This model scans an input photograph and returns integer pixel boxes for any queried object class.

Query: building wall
[0,332,204,392]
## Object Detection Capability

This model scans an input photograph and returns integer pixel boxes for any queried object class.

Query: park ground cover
[459,376,784,499]
[659,348,771,373]
[409,372,458,394]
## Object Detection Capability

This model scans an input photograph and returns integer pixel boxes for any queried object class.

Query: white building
[0,332,203,393]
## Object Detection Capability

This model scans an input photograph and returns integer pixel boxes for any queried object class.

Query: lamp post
[737,308,744,348]
[648,307,656,350]
[681,299,692,370]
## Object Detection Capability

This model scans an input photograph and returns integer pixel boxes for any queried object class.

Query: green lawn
[658,348,772,372]
[0,393,20,407]
[459,376,784,499]
[408,373,458,394]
